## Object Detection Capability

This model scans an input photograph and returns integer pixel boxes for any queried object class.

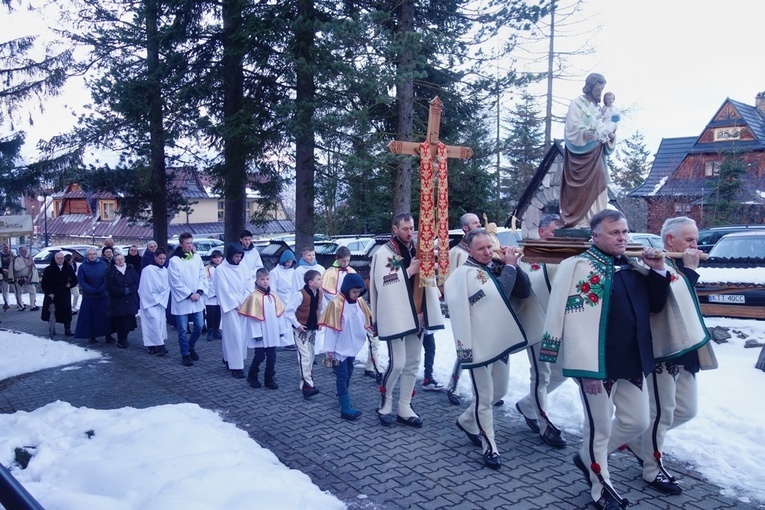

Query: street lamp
[37,194,49,247]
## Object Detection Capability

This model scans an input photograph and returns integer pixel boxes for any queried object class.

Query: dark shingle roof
[44,215,294,242]
[629,137,696,197]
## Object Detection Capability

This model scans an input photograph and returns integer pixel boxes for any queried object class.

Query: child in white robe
[270,250,297,304]
[241,268,290,389]
[213,243,253,378]
[204,250,224,341]
[291,246,325,293]
[138,249,170,355]
[319,273,371,421]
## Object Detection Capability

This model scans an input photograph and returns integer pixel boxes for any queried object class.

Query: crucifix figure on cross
[388,96,473,288]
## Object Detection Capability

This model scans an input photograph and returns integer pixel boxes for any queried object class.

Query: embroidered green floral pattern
[456,340,473,363]
[386,255,403,272]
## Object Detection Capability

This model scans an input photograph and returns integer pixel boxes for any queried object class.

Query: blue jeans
[175,311,204,356]
[333,357,355,398]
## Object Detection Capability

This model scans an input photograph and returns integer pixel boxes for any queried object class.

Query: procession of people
[2,72,718,510]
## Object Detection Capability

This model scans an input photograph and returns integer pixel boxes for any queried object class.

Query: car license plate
[708,294,745,304]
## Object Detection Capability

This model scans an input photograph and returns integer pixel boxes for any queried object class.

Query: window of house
[704,160,721,177]
[100,200,117,221]
[674,203,691,214]
[217,201,225,221]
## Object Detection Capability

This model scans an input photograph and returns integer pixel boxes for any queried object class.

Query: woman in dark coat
[41,251,78,337]
[75,247,112,344]
[105,253,140,348]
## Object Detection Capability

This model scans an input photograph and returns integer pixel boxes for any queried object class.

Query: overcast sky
[525,0,765,157]
[4,0,765,163]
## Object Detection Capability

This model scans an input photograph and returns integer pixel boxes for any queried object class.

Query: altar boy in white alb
[213,243,254,379]
[445,228,530,470]
[138,248,170,356]
[368,212,443,428]
[241,268,290,390]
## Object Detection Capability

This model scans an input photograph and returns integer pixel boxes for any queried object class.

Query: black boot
[247,358,261,388]
[64,325,74,337]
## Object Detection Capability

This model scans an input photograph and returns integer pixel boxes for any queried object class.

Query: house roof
[42,214,295,242]
[509,140,565,225]
[628,137,697,198]
[686,98,765,154]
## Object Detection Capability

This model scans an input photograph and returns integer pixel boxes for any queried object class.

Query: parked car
[332,236,376,256]
[166,238,225,262]
[696,231,765,320]
[628,233,665,250]
[697,225,765,252]
[33,245,98,278]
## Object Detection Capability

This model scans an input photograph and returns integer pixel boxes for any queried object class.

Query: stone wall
[520,151,564,240]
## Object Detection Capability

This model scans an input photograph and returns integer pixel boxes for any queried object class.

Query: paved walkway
[0,307,759,509]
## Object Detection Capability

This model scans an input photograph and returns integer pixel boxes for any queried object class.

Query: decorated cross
[388,96,474,288]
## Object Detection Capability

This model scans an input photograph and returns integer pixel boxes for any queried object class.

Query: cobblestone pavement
[1,307,759,509]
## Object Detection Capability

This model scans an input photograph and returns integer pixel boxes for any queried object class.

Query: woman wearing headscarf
[101,246,115,266]
[212,243,253,378]
[105,253,140,348]
[40,251,78,338]
[124,245,143,277]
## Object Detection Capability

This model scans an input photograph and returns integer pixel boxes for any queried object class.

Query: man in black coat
[41,252,78,337]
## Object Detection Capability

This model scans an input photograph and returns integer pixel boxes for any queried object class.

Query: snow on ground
[696,266,765,285]
[0,329,101,380]
[2,308,764,506]
[0,403,344,510]
[398,317,765,505]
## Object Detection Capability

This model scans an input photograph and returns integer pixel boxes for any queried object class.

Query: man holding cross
[369,212,444,428]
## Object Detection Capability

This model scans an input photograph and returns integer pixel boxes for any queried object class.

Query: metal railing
[0,461,45,510]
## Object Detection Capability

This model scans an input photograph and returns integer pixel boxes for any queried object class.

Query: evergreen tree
[608,131,652,193]
[0,0,72,211]
[708,151,747,226]
[501,91,545,214]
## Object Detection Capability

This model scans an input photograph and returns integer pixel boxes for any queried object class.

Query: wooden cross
[387,96,473,310]
[387,96,474,161]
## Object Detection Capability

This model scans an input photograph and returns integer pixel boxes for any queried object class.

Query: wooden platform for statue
[520,239,647,264]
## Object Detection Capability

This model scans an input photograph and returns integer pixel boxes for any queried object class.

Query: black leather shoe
[540,425,567,449]
[397,415,423,428]
[594,493,622,510]
[30,306,40,312]
[189,349,200,361]
[147,346,159,355]
[182,355,194,366]
[456,420,482,447]
[264,378,279,390]
[105,335,115,344]
[364,370,377,378]
[493,399,504,407]
[483,450,501,470]
[573,453,592,487]
[515,402,540,434]
[231,369,245,379]
[446,390,461,405]
[378,413,395,426]
[648,474,682,495]
[248,378,261,388]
